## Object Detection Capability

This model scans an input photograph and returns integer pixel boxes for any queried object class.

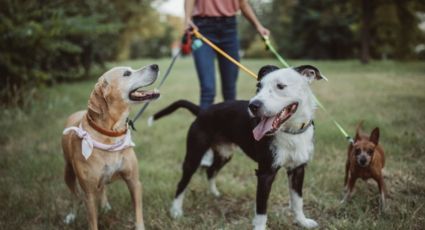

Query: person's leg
[217,18,239,102]
[192,20,217,110]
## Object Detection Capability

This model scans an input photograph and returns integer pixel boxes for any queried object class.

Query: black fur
[257,65,279,81]
[153,99,305,218]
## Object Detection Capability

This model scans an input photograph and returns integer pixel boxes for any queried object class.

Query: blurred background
[1,1,425,229]
[0,0,424,106]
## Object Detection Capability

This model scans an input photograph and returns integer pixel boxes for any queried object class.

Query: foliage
[0,0,121,105]
[241,0,425,60]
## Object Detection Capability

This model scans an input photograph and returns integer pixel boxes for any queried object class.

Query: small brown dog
[62,64,160,230]
[342,122,387,210]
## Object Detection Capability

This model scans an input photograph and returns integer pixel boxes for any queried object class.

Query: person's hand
[184,18,198,32]
[256,25,270,37]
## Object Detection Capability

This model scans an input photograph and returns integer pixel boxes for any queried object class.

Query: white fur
[200,149,214,167]
[290,189,318,229]
[209,178,221,197]
[251,68,317,169]
[250,67,321,228]
[64,212,76,224]
[252,214,267,230]
[271,127,314,169]
[214,143,235,159]
[170,191,185,219]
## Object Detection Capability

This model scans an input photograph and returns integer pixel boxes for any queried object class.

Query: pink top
[193,0,240,17]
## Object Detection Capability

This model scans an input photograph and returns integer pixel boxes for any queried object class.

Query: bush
[0,0,121,106]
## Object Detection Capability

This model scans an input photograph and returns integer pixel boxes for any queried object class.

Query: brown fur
[342,122,387,210]
[61,66,158,230]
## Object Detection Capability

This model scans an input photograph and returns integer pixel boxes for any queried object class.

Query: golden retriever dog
[61,64,160,230]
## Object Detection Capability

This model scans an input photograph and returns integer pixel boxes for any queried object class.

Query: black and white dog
[150,65,324,229]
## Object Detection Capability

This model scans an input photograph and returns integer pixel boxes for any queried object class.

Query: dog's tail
[148,100,200,126]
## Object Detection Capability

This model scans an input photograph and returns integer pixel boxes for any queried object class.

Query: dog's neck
[87,106,129,132]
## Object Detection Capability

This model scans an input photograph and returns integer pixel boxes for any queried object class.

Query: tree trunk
[360,0,373,64]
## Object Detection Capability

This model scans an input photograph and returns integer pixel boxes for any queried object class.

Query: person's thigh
[217,19,239,101]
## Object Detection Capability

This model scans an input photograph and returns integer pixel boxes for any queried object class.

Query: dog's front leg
[83,191,98,230]
[287,164,318,229]
[375,175,387,211]
[253,168,278,230]
[123,170,144,230]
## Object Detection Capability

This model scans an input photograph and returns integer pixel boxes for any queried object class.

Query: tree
[0,0,121,105]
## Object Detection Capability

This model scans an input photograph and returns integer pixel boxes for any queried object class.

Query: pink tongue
[253,116,275,141]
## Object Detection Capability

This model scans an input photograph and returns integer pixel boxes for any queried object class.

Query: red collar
[86,114,127,137]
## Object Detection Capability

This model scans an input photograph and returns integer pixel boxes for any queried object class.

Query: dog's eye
[256,82,262,93]
[123,70,132,77]
[276,83,286,90]
[354,149,361,155]
[367,149,373,155]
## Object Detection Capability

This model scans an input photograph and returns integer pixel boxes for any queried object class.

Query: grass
[0,58,424,229]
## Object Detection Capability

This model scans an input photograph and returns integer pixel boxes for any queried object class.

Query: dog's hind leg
[64,161,80,224]
[206,146,233,197]
[170,131,209,219]
[287,164,318,229]
[99,187,112,213]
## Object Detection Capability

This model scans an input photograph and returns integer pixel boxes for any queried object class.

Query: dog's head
[249,65,324,141]
[352,127,380,167]
[88,64,160,116]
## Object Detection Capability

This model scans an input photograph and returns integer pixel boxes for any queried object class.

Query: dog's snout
[150,64,159,71]
[249,100,263,114]
[359,157,367,166]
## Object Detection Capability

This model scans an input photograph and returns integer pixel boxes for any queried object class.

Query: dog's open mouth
[129,88,160,102]
[252,102,298,141]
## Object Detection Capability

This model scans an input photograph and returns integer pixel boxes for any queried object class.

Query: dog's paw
[135,223,145,230]
[253,225,266,230]
[101,202,112,213]
[209,179,221,197]
[296,218,318,229]
[169,206,183,219]
[252,214,267,230]
[210,189,221,198]
[64,212,76,224]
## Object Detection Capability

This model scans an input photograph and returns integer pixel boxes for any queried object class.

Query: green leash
[262,36,354,144]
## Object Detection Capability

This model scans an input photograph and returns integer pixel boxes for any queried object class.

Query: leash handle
[193,30,258,80]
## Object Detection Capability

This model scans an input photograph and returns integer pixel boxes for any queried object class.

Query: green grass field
[1,58,424,229]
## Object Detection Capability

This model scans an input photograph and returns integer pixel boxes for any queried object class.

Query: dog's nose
[150,64,159,71]
[249,100,263,114]
[359,158,367,165]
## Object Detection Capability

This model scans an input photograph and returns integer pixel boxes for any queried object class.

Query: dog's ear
[258,65,279,81]
[293,65,325,83]
[88,78,109,115]
[369,127,380,146]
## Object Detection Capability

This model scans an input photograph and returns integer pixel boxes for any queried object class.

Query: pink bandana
[63,124,135,160]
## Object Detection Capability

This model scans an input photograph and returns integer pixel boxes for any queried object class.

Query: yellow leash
[192,30,258,80]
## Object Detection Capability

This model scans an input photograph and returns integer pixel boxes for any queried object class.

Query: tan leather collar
[86,114,127,137]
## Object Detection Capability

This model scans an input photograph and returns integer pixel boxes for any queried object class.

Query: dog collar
[283,120,314,135]
[63,124,135,160]
[87,114,127,137]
